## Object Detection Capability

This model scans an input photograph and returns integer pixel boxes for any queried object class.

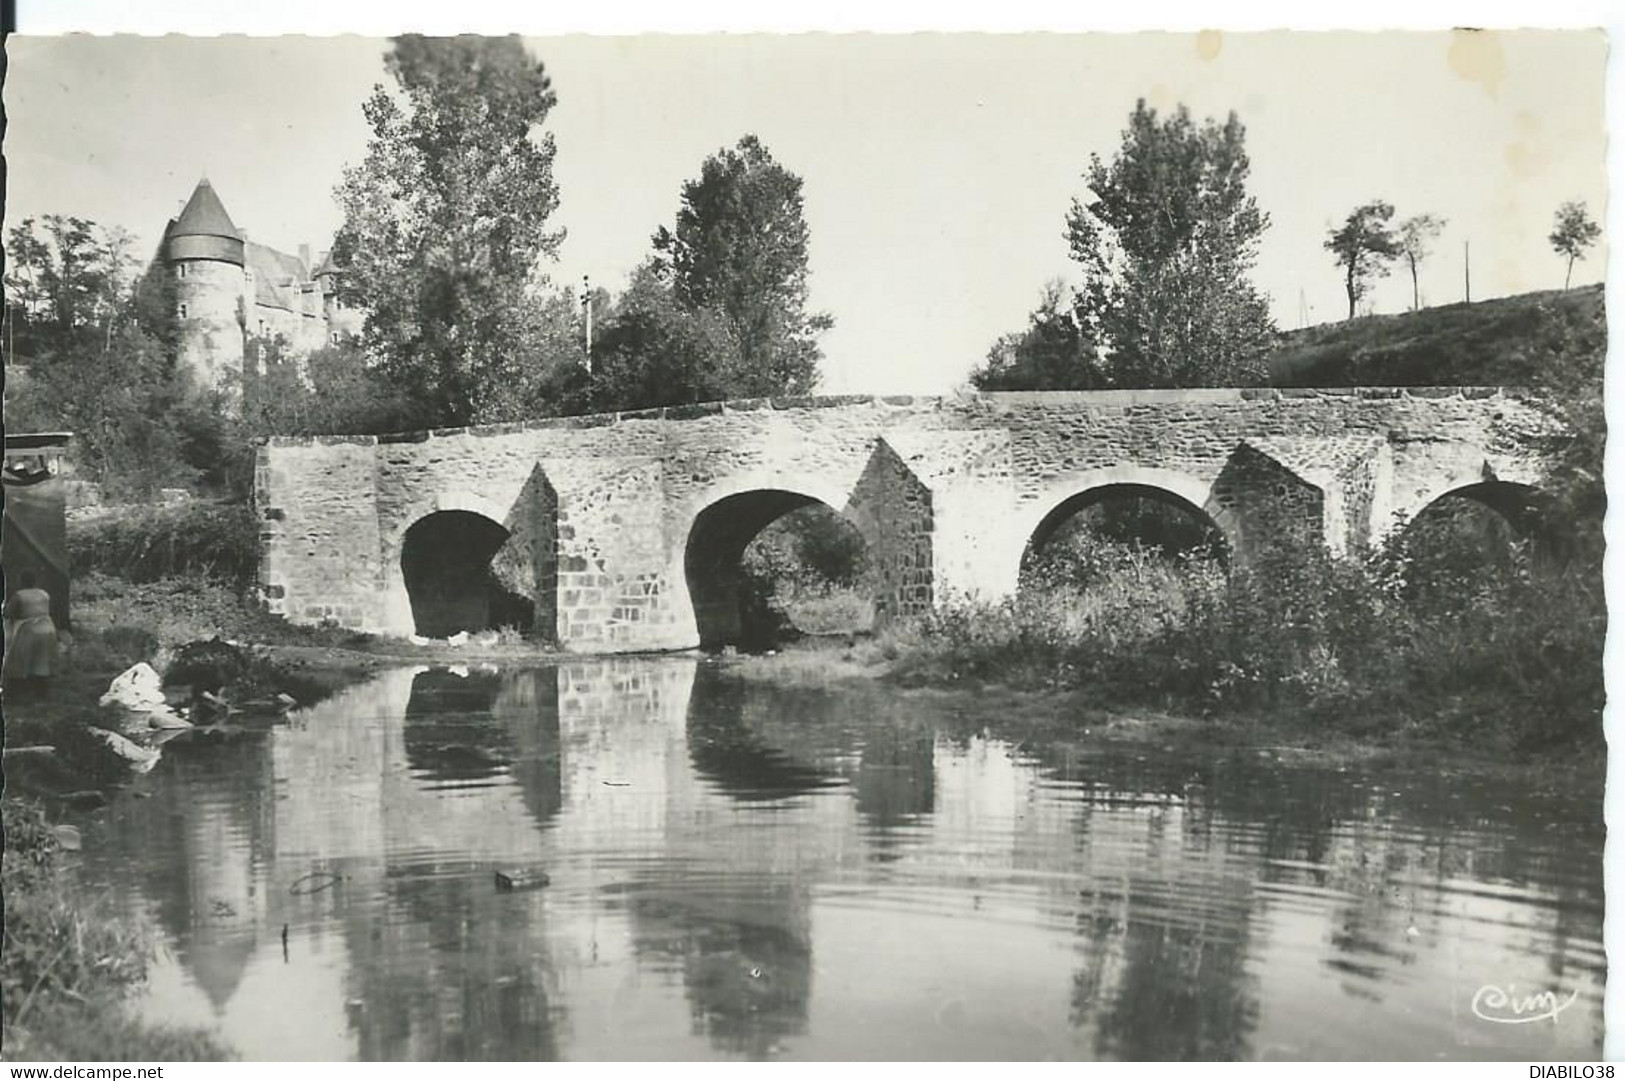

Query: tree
[1396,213,1447,311]
[650,134,831,398]
[331,35,572,426]
[1549,201,1601,291]
[589,261,738,410]
[1063,101,1276,388]
[240,335,417,438]
[4,215,143,359]
[1325,201,1401,320]
[2,214,230,496]
[970,281,1106,391]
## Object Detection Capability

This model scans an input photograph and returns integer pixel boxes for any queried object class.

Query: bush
[736,505,876,644]
[1,801,148,1020]
[885,525,1604,753]
[743,505,871,593]
[71,501,258,587]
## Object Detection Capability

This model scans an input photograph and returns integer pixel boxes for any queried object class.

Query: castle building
[164,178,363,391]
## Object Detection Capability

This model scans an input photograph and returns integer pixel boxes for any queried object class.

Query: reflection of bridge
[84,659,1607,1060]
[255,389,1552,649]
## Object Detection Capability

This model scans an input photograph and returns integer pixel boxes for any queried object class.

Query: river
[70,658,1605,1060]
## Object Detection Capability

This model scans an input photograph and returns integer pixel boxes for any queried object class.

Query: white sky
[4,29,1609,395]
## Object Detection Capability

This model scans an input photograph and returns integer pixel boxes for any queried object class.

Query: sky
[5,30,1609,394]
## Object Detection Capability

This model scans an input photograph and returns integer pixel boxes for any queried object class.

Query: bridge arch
[1390,475,1548,541]
[1013,467,1229,586]
[383,491,516,562]
[678,477,871,650]
[1397,479,1549,560]
[385,492,535,638]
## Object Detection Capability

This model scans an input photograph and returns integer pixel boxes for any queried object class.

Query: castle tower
[165,178,247,393]
[313,249,364,342]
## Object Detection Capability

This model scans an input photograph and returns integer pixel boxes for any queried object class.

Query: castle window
[177,303,188,319]
[177,264,188,279]
[259,320,268,336]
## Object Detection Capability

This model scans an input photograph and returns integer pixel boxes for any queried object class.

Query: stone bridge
[254,388,1554,652]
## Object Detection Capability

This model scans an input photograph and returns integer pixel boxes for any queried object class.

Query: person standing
[4,571,59,697]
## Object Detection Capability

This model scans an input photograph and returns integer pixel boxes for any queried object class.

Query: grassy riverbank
[725,495,1606,771]
[716,631,1604,788]
[1,801,233,1061]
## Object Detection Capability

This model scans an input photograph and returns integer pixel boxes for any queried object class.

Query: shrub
[743,506,872,594]
[1,801,147,1021]
[884,525,1603,752]
[70,501,258,587]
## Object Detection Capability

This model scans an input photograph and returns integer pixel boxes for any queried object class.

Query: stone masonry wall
[846,440,935,623]
[174,260,245,393]
[257,388,1555,650]
[1207,446,1326,567]
[255,438,382,627]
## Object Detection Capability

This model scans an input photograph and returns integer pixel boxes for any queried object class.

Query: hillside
[1268,284,1605,388]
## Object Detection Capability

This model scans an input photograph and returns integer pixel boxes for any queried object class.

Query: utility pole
[581,274,593,374]
[1464,241,1472,304]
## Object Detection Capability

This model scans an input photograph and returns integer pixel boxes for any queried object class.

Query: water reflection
[72,659,1605,1061]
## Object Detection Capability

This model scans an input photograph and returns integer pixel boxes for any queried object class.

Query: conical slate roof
[166,178,246,266]
[170,178,240,240]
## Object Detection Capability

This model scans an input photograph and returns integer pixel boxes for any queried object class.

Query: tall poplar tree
[331,35,572,426]
[1064,101,1276,387]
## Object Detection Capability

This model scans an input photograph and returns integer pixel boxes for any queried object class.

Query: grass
[776,584,874,638]
[1269,283,1604,387]
[873,522,1603,757]
[71,572,365,653]
[1,564,371,1061]
[1,800,233,1061]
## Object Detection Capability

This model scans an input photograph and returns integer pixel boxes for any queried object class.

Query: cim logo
[1471,983,1580,1025]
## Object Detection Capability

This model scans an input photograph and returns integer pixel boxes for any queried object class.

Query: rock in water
[494,869,550,891]
[88,727,162,774]
[145,706,193,730]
